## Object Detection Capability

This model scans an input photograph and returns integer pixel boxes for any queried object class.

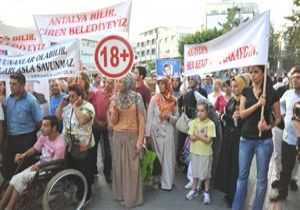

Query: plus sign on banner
[94,35,134,78]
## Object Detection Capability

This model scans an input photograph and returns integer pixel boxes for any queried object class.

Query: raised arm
[239,95,265,119]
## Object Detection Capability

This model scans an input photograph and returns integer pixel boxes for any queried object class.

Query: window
[152,39,155,44]
[147,50,150,55]
[151,49,156,55]
[211,10,218,15]
[147,40,150,45]
[141,42,145,47]
[137,43,140,47]
[165,38,168,43]
[141,51,145,56]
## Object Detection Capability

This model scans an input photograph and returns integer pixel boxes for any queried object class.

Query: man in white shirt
[270,65,300,202]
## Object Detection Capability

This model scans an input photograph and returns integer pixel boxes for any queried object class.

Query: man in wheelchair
[0,115,66,210]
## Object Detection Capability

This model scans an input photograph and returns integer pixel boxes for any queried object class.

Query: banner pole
[259,64,268,137]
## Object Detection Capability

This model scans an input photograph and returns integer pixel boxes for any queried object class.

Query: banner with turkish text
[0,32,49,54]
[34,1,132,42]
[0,39,80,80]
[184,11,270,76]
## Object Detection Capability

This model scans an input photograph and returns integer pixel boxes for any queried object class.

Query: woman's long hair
[255,65,274,108]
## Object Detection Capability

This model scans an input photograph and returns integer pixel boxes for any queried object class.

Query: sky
[0,0,295,40]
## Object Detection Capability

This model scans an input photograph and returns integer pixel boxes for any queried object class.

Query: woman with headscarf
[215,75,250,207]
[109,73,145,208]
[146,77,179,191]
[186,75,207,98]
[172,77,183,106]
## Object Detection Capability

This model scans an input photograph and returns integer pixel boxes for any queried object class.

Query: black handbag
[68,109,92,160]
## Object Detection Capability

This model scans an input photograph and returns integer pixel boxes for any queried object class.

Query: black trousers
[69,150,93,200]
[3,131,37,181]
[278,141,298,196]
[92,128,111,176]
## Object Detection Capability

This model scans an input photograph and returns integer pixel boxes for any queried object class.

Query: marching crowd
[0,64,299,210]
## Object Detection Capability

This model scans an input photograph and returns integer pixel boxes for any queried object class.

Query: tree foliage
[268,24,281,73]
[178,6,248,59]
[282,0,300,71]
[146,61,155,72]
[219,6,249,33]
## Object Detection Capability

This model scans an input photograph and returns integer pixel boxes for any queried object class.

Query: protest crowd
[0,63,299,210]
[0,2,300,210]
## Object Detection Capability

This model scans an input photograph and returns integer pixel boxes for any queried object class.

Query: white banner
[184,11,270,76]
[0,32,49,53]
[34,1,132,42]
[0,39,80,80]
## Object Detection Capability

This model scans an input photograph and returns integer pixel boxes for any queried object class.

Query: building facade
[133,26,192,65]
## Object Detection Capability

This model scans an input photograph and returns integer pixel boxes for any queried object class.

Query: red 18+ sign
[94,35,134,78]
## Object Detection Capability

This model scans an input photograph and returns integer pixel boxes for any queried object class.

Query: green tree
[282,0,300,71]
[178,6,250,59]
[268,24,281,73]
[146,61,155,73]
[219,6,249,33]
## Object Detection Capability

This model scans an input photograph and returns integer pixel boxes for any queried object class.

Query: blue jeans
[232,137,273,210]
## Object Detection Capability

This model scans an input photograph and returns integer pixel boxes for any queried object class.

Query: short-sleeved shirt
[280,89,300,145]
[6,91,43,135]
[136,83,151,107]
[276,85,289,130]
[188,118,216,155]
[241,87,278,140]
[49,92,67,115]
[62,100,95,148]
[34,134,67,164]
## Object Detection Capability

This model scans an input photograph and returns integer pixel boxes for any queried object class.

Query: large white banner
[34,1,132,42]
[0,39,80,80]
[0,32,49,54]
[184,11,270,76]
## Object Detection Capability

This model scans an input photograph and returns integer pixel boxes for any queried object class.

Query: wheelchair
[1,152,88,210]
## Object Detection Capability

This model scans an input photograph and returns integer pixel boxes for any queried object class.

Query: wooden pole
[259,64,268,137]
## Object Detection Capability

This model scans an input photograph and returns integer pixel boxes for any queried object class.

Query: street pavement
[88,156,300,210]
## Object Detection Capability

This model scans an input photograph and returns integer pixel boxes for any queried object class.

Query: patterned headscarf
[116,73,145,115]
[156,77,177,113]
[122,73,134,93]
[187,75,201,91]
[231,74,250,101]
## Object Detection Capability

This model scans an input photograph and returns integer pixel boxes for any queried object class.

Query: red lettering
[48,15,88,25]
[89,8,115,20]
[40,28,66,36]
[187,46,208,57]
[187,61,194,70]
[223,45,258,64]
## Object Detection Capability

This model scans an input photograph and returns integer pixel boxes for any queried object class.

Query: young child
[185,101,216,204]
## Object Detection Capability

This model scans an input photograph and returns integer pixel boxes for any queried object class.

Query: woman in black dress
[215,75,250,207]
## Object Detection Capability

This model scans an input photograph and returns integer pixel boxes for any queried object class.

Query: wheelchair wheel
[42,169,87,210]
